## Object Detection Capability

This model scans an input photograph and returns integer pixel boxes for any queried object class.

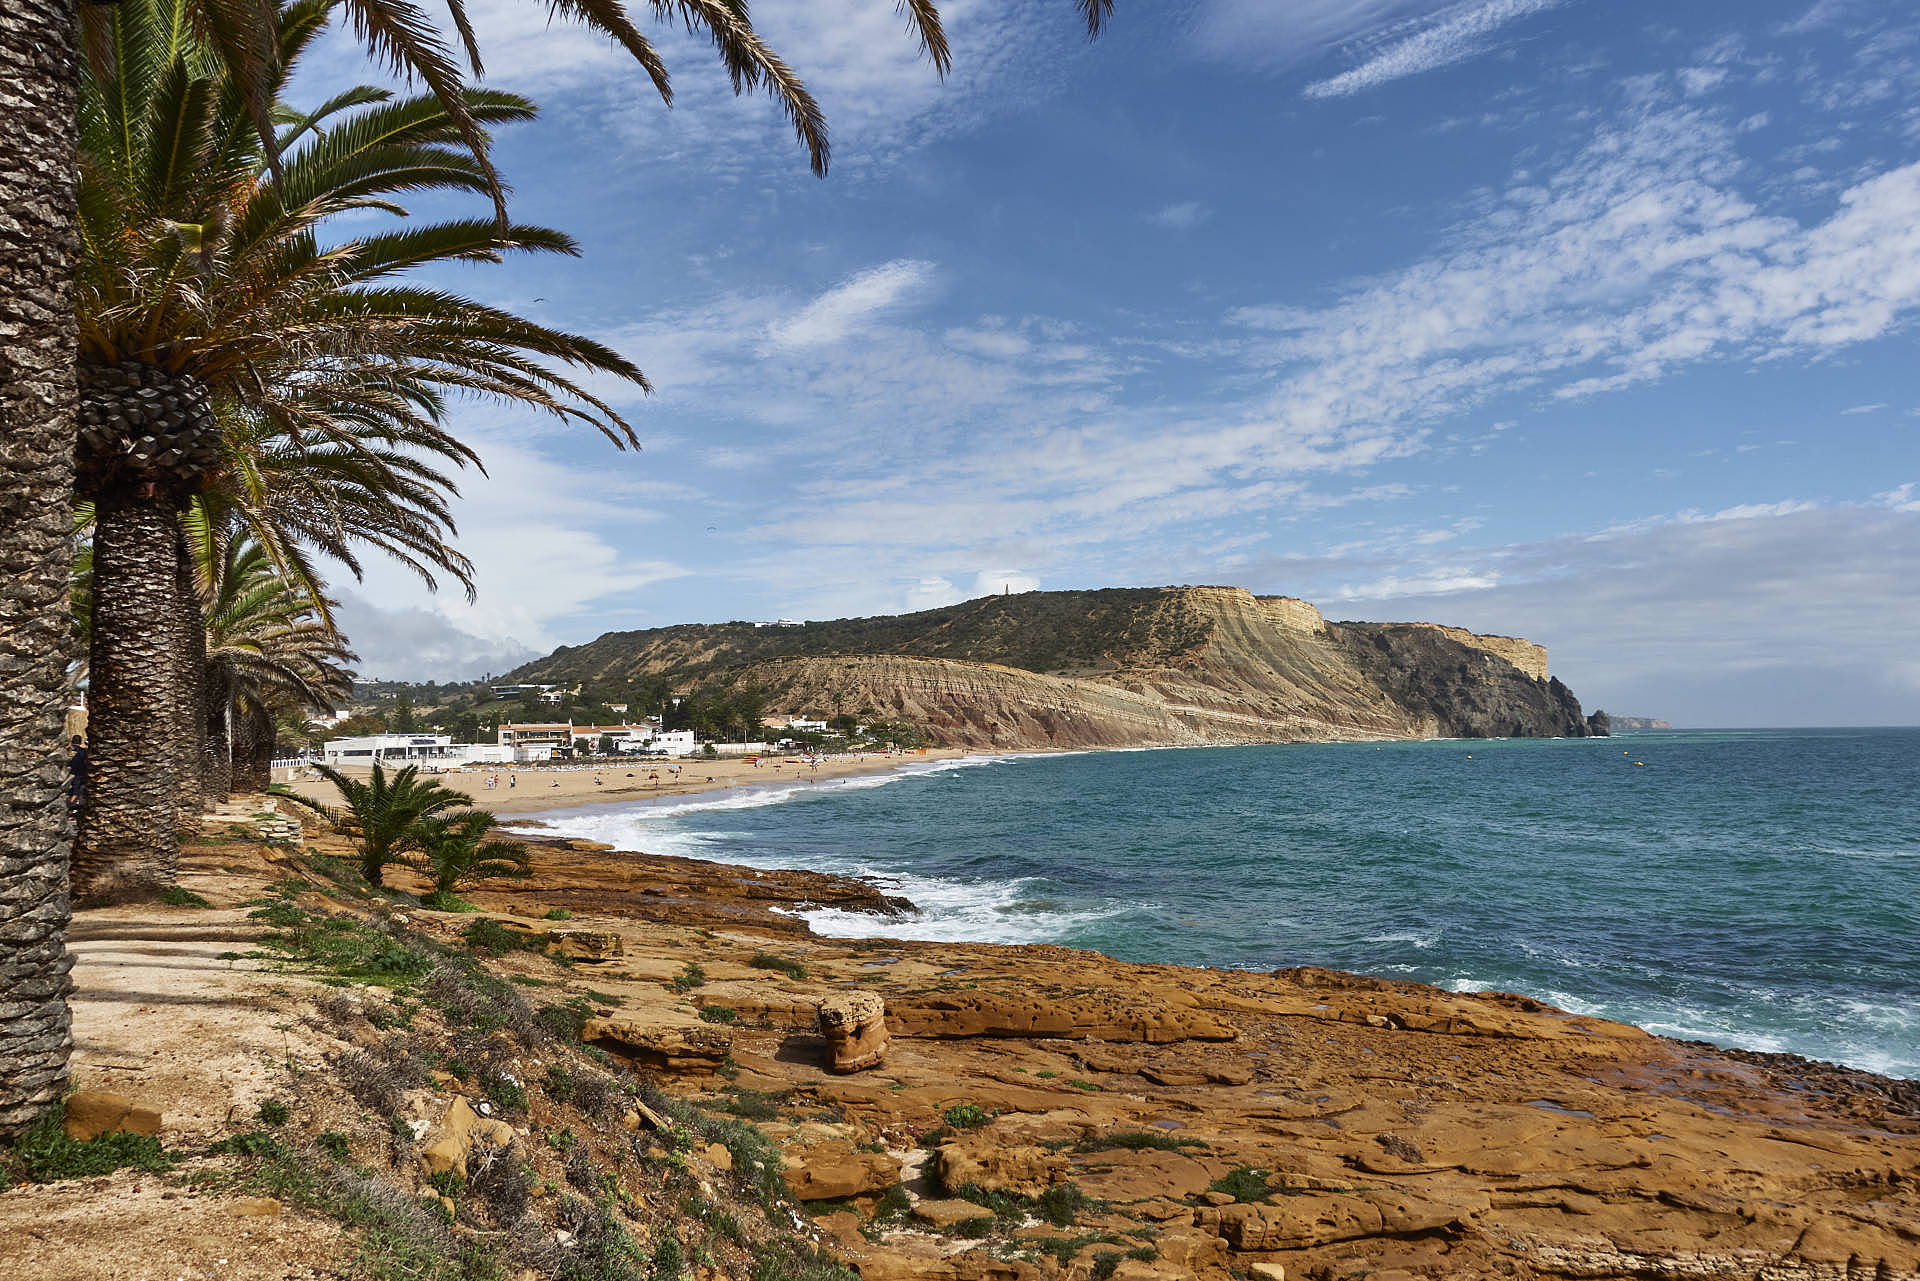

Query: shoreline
[280,744,983,816]
[279,732,1914,1082]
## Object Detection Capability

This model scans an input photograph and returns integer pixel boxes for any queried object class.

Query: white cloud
[1335,568,1500,598]
[1302,0,1564,99]
[1148,201,1211,229]
[1322,505,1920,726]
[1842,402,1888,414]
[337,429,690,657]
[768,260,938,349]
[1877,482,1920,512]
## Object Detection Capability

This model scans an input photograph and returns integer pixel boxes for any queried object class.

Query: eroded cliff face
[519,585,1601,749]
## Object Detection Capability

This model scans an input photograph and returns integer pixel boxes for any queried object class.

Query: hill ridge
[513,584,1604,747]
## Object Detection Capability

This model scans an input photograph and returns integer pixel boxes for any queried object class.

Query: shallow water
[515,729,1920,1079]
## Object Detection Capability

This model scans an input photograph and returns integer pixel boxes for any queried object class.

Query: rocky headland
[511,586,1611,750]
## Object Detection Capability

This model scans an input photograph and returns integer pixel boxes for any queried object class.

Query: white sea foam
[790,868,1123,946]
[1364,931,1438,948]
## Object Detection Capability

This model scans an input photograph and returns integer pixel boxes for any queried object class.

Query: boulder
[584,1013,732,1071]
[63,1090,162,1140]
[914,1197,996,1228]
[781,1141,901,1201]
[936,1141,1066,1198]
[817,991,889,1073]
[547,929,622,962]
[418,1096,515,1178]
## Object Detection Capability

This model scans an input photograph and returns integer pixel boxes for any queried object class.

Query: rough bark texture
[233,703,274,794]
[0,0,78,1137]
[203,673,234,803]
[172,525,210,820]
[73,489,182,901]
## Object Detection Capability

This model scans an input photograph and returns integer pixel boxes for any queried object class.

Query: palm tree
[408,810,530,908]
[281,760,469,885]
[190,504,356,799]
[70,0,652,901]
[0,0,84,1141]
[0,0,1115,1146]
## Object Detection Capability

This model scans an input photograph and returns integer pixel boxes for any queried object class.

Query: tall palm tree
[0,0,1115,1146]
[189,503,356,798]
[0,0,82,1141]
[71,0,653,901]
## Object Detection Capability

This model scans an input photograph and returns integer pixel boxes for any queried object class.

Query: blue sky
[308,0,1920,726]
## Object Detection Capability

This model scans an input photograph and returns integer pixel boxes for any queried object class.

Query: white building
[322,735,530,766]
[322,734,461,765]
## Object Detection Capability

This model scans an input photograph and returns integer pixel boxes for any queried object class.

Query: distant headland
[509,585,1609,749]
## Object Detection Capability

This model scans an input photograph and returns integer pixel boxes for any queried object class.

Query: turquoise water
[519,729,1920,1079]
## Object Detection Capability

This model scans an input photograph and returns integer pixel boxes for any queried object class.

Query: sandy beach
[278,746,975,816]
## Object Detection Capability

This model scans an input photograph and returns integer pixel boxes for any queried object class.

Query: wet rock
[817,991,889,1073]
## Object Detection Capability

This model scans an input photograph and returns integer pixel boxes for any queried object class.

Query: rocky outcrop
[817,991,889,1073]
[513,584,1600,749]
[1330,622,1599,738]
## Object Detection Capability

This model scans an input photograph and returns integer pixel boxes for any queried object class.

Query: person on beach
[509,773,516,789]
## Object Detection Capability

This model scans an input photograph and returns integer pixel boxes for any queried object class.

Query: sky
[301,0,1920,727]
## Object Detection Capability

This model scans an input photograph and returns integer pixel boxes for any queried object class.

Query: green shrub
[698,1005,739,1025]
[942,1103,990,1129]
[542,907,572,920]
[1207,1165,1271,1203]
[673,961,707,993]
[748,952,808,980]
[462,918,543,957]
[1065,1078,1102,1092]
[6,1108,175,1182]
[257,1099,290,1127]
[1087,1130,1208,1152]
[720,1089,788,1121]
[161,886,212,908]
[482,1072,527,1115]
[317,1130,351,1160]
[1037,1181,1088,1227]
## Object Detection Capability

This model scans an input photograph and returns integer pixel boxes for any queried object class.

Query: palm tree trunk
[173,523,210,822]
[233,703,274,794]
[0,0,78,1137]
[73,487,182,902]
[203,673,234,803]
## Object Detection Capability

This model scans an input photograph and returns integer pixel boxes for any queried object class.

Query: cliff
[1609,715,1674,730]
[514,585,1604,748]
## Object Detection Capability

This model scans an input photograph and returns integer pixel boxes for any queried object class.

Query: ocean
[513,728,1920,1079]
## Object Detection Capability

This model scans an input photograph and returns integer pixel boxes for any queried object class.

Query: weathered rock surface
[432,842,1919,1281]
[417,1096,514,1178]
[817,990,889,1072]
[780,1140,901,1200]
[582,1013,732,1071]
